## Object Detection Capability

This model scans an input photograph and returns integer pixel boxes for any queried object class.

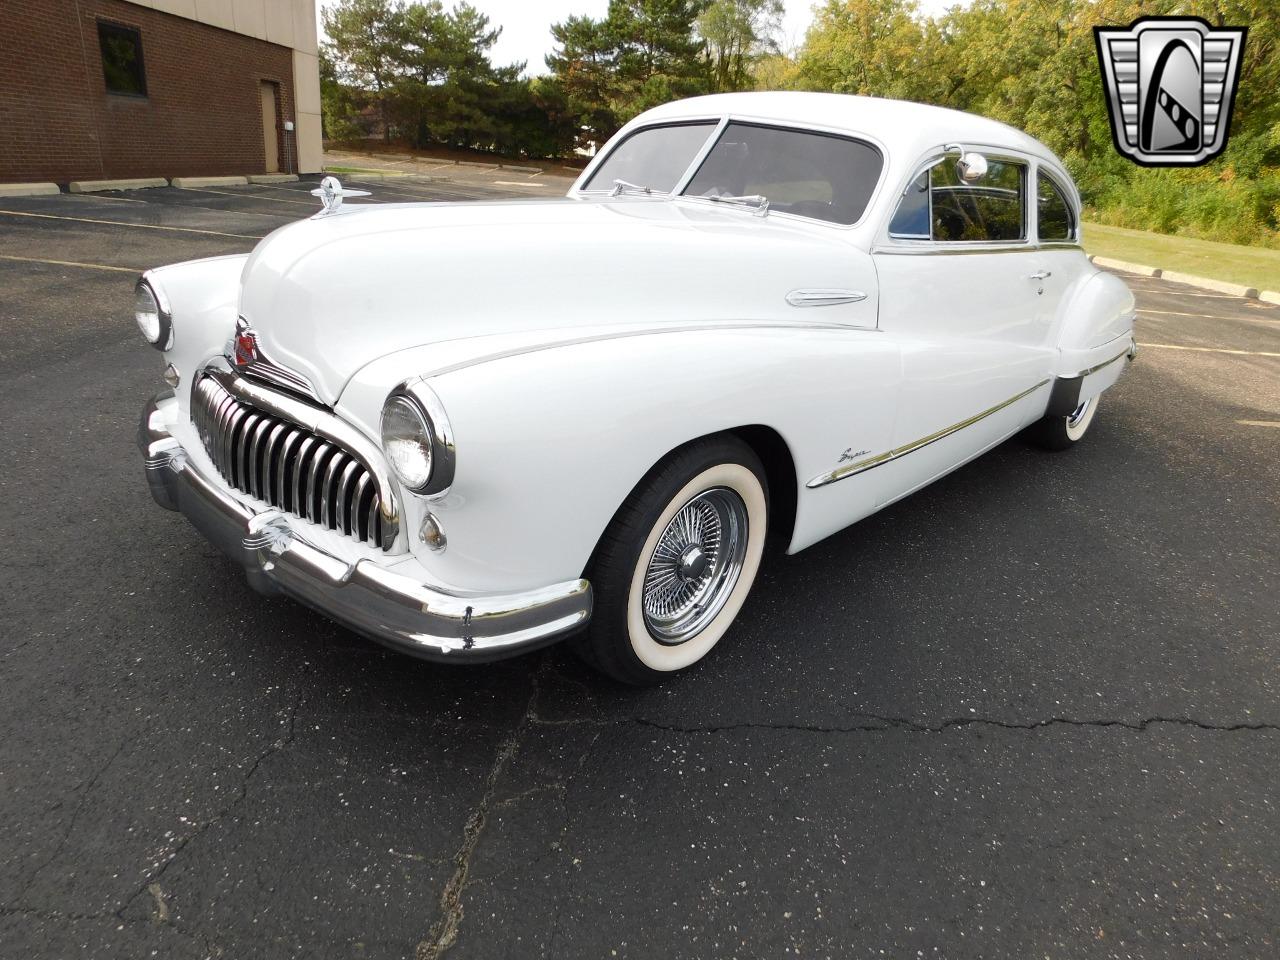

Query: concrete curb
[499,163,542,173]
[455,160,501,170]
[247,174,299,184]
[1090,256,1161,277]
[0,182,60,197]
[171,176,249,188]
[69,178,168,193]
[1160,269,1259,299]
[1088,255,1267,302]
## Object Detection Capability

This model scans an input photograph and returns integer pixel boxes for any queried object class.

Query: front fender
[340,326,901,593]
[146,255,249,409]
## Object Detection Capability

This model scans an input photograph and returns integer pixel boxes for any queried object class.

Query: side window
[889,155,1027,243]
[1037,170,1075,242]
[98,21,147,97]
[887,169,930,239]
[930,157,1025,242]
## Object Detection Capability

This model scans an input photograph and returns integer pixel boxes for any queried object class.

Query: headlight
[134,276,172,350]
[380,382,456,496]
[381,397,434,490]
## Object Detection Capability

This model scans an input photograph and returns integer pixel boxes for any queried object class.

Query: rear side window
[1037,170,1076,242]
[583,122,718,194]
[889,155,1027,243]
[682,122,883,225]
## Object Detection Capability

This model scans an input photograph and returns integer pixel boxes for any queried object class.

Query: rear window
[1037,170,1075,242]
[683,122,883,225]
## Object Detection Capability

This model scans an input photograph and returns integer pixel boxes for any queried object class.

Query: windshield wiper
[610,179,657,197]
[704,194,770,217]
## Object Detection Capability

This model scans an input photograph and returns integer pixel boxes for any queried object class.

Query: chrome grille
[191,374,388,549]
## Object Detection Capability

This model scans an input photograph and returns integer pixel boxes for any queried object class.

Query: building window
[98,21,147,97]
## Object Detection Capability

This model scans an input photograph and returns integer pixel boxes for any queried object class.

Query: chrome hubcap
[677,544,709,581]
[642,487,749,645]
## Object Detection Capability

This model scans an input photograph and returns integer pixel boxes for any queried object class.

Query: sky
[316,1,962,77]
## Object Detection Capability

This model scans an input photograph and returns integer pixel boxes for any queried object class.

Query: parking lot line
[1236,419,1280,428]
[1139,308,1279,323]
[0,208,262,239]
[0,254,140,273]
[72,192,150,204]
[175,185,316,206]
[1138,342,1280,358]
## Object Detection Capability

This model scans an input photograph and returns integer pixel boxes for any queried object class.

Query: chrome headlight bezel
[380,380,456,497]
[134,274,172,351]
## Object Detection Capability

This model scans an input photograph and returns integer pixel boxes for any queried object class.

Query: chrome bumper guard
[139,393,592,663]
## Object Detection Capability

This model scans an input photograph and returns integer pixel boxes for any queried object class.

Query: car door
[870,150,1056,505]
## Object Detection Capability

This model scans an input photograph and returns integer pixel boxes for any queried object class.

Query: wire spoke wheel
[641,487,749,645]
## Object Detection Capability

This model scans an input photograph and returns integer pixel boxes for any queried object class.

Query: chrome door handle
[1029,270,1052,280]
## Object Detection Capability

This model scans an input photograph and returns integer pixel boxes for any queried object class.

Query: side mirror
[956,152,989,182]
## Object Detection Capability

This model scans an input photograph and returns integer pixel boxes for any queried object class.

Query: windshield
[581,122,718,194]
[683,122,883,225]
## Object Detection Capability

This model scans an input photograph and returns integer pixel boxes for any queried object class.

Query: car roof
[631,92,1064,171]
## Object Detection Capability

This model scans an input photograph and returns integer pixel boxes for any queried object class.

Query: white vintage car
[137,92,1135,683]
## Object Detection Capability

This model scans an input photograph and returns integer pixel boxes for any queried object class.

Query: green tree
[547,0,713,147]
[323,0,408,143]
[320,49,368,142]
[609,0,713,120]
[796,0,945,101]
[697,0,784,92]
[546,14,621,149]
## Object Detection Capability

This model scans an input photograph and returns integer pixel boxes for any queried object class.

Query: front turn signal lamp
[134,275,172,350]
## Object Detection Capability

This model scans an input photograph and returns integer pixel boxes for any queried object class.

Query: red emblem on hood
[233,328,258,366]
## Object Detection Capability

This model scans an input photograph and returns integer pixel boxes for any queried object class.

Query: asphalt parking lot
[2,173,1278,959]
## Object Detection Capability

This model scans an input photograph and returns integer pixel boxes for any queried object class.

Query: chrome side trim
[200,363,401,550]
[1071,348,1130,379]
[139,393,592,663]
[786,289,868,308]
[807,379,1052,489]
[872,242,1084,257]
[422,321,878,379]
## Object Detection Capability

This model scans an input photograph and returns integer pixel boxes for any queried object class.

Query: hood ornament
[311,176,371,216]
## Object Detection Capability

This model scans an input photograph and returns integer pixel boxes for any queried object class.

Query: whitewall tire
[1028,394,1101,451]
[575,437,768,684]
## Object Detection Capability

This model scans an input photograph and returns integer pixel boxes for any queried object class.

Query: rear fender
[1046,267,1136,414]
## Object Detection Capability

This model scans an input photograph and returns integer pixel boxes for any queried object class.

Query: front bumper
[138,393,592,663]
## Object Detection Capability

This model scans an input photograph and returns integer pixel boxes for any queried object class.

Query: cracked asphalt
[1,174,1278,959]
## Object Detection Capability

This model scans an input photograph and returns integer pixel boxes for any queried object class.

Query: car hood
[237,197,869,404]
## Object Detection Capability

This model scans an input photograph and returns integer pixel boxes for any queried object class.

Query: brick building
[0,0,323,183]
